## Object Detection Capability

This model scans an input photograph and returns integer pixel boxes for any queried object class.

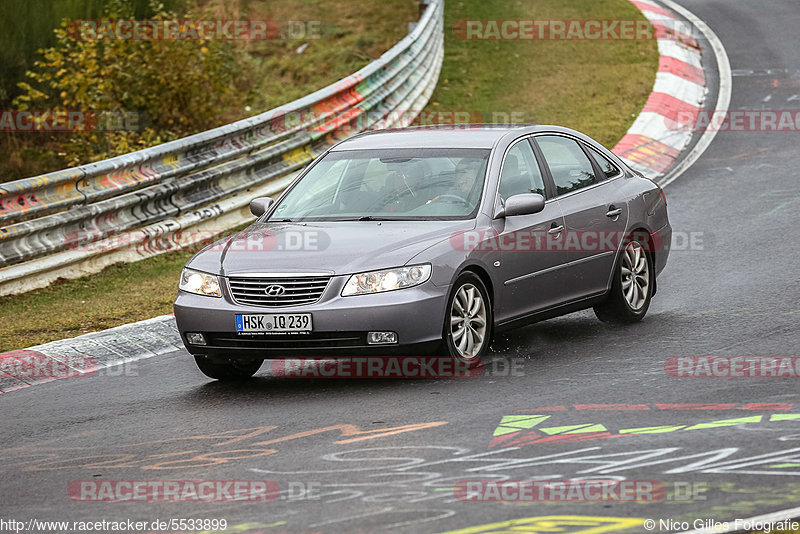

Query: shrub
[13,0,247,166]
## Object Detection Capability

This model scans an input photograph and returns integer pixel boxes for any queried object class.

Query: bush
[13,0,248,166]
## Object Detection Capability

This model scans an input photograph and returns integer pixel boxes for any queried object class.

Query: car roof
[330,124,578,150]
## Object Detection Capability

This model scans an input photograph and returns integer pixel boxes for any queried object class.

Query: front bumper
[174,275,449,359]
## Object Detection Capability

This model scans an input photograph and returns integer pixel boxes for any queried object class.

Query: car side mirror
[249,197,275,217]
[501,193,545,217]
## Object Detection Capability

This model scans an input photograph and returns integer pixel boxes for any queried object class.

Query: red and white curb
[0,315,180,393]
[612,0,707,178]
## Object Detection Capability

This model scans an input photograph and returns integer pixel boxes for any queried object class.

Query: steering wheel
[431,194,470,205]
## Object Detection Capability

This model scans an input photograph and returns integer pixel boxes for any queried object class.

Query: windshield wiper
[329,216,393,221]
[268,218,293,222]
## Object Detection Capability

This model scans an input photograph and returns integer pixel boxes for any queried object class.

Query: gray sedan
[174,125,671,380]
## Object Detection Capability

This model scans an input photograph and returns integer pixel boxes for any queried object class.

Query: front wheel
[194,356,263,381]
[443,272,493,366]
[594,239,653,324]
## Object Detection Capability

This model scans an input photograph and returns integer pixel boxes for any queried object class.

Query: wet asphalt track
[2,1,800,533]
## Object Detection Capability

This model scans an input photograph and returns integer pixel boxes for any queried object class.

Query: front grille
[206,332,364,349]
[228,276,331,307]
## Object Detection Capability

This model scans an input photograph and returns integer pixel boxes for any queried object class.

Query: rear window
[588,146,622,178]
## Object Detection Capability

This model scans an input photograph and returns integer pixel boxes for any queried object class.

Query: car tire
[443,272,493,367]
[194,356,263,381]
[594,239,654,324]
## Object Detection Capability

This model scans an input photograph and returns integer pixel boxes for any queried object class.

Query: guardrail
[0,0,443,296]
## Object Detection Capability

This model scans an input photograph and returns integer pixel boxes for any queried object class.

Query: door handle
[548,224,564,235]
[606,208,623,218]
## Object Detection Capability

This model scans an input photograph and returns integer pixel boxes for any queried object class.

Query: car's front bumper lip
[174,279,449,358]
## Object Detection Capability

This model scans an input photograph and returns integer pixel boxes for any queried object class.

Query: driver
[426,159,481,205]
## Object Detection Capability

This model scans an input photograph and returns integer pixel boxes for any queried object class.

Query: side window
[536,135,597,196]
[587,146,621,178]
[497,140,546,204]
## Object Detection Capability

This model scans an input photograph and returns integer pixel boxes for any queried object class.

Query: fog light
[367,331,398,345]
[186,332,207,346]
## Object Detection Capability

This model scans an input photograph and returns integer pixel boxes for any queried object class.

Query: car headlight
[179,268,222,297]
[342,264,431,296]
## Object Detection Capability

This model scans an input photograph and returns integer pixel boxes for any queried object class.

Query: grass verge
[1,251,191,350]
[0,0,658,351]
[428,0,657,148]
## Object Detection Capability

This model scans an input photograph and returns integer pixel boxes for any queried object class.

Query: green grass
[239,0,420,114]
[428,0,657,148]
[0,251,188,351]
[0,0,659,351]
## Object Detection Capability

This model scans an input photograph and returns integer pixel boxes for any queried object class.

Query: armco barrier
[0,0,443,296]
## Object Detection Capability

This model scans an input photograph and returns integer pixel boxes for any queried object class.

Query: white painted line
[676,505,800,534]
[658,0,732,188]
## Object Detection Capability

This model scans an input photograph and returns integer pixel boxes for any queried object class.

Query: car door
[487,138,570,323]
[532,134,629,301]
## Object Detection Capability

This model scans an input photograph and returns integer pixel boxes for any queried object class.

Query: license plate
[235,313,312,333]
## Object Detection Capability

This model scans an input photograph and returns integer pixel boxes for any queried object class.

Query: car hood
[186,220,476,276]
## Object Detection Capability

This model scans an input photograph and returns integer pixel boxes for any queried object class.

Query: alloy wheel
[450,283,488,359]
[621,241,650,310]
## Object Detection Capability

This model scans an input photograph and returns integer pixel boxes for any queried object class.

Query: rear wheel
[194,356,263,381]
[594,240,653,324]
[443,272,493,367]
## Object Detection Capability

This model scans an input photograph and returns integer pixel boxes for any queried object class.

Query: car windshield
[269,148,490,221]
